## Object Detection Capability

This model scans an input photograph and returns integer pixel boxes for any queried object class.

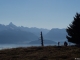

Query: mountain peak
[9,22,14,25]
[8,22,17,28]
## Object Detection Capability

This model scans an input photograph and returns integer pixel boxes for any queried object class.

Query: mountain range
[0,22,67,44]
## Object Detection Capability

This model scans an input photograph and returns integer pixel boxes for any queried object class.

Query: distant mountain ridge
[0,22,49,44]
[44,28,67,42]
[0,22,67,44]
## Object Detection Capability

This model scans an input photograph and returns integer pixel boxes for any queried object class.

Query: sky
[0,0,80,29]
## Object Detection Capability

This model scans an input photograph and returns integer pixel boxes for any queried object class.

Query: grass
[0,46,80,60]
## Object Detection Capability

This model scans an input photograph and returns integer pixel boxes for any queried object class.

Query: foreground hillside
[0,46,80,60]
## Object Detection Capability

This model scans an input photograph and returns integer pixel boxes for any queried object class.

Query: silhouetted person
[58,42,60,46]
[64,41,68,46]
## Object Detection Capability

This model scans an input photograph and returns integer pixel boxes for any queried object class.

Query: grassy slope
[0,46,80,60]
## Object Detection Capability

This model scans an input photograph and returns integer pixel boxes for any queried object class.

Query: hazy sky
[0,0,80,29]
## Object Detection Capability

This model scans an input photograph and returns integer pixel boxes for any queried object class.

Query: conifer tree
[66,13,80,45]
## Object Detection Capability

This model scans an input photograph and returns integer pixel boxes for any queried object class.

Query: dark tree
[66,13,80,45]
[40,31,44,46]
